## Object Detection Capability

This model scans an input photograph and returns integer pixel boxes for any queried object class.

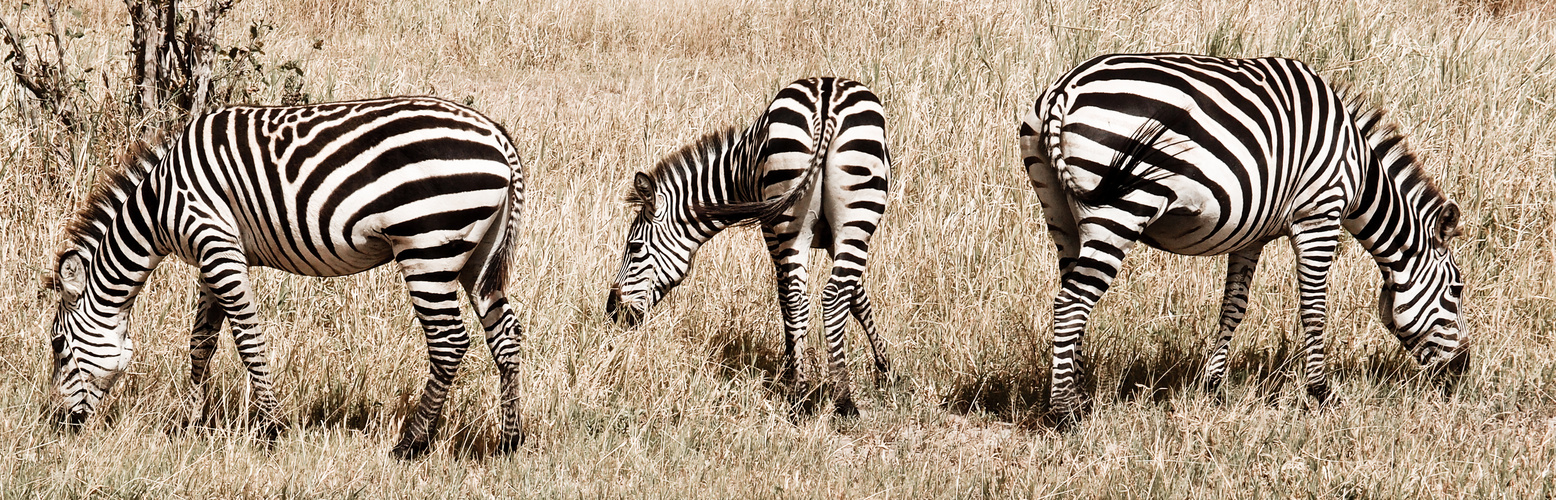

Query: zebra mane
[630,126,742,208]
[46,139,164,288]
[1339,86,1449,205]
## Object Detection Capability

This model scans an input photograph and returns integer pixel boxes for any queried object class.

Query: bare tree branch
[184,0,235,116]
[127,0,162,116]
[2,2,81,131]
[0,14,46,98]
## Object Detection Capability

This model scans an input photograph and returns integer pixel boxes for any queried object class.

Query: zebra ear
[1435,201,1462,244]
[57,251,87,302]
[631,173,656,210]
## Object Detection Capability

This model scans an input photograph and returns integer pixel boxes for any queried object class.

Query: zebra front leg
[1288,217,1343,406]
[1049,211,1146,424]
[820,277,858,417]
[392,274,471,460]
[1202,245,1264,396]
[199,247,283,440]
[187,283,225,427]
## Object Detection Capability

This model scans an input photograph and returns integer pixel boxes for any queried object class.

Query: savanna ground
[3,0,1556,497]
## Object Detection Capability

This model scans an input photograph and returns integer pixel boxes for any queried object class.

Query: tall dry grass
[2,0,1554,497]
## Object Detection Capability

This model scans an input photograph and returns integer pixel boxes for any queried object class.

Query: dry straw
[1,0,1553,497]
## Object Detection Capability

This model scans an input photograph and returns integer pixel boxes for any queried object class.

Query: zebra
[605,77,893,416]
[44,96,526,459]
[1018,53,1468,420]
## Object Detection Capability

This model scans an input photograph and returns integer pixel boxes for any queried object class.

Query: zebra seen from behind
[1018,53,1468,420]
[45,97,526,459]
[606,77,893,416]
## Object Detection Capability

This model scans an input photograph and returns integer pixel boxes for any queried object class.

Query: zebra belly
[241,236,395,277]
[1140,209,1288,256]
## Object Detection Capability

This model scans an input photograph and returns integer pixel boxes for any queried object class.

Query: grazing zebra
[606,77,893,416]
[1018,53,1468,419]
[45,96,526,459]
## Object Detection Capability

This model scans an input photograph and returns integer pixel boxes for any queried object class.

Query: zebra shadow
[941,332,1432,429]
[705,324,786,385]
[701,319,876,413]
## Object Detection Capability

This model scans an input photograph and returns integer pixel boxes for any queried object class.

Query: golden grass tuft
[3,0,1555,497]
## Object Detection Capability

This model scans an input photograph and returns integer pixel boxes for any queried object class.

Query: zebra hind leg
[820,276,858,417]
[848,282,893,386]
[475,295,525,453]
[460,246,526,454]
[764,220,819,418]
[186,284,225,428]
[1202,245,1264,399]
[391,267,473,459]
[777,272,817,417]
[1049,209,1149,426]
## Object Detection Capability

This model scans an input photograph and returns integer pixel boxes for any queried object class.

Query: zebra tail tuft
[1074,110,1181,206]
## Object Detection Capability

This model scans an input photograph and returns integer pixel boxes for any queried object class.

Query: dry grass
[3,0,1555,497]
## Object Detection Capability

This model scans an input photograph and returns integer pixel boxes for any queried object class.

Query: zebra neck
[679,127,763,218]
[1343,165,1435,270]
[78,182,168,322]
[1338,90,1450,271]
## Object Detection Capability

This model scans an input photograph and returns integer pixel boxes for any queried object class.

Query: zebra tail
[702,112,833,227]
[478,141,524,298]
[1042,94,1068,188]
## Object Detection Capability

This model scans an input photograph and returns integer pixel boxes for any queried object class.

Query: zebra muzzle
[605,286,643,326]
[1444,342,1470,376]
[61,406,90,428]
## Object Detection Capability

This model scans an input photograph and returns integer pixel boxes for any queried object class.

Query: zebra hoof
[391,437,433,460]
[1306,384,1333,407]
[788,393,819,421]
[833,398,860,418]
[251,412,286,445]
[789,398,817,420]
[494,430,526,454]
[255,422,284,443]
[1201,380,1229,405]
[1048,408,1085,432]
[1047,395,1090,430]
[872,368,902,389]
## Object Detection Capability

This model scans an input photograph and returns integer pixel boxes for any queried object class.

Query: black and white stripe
[606,77,893,416]
[1018,53,1467,419]
[46,96,526,458]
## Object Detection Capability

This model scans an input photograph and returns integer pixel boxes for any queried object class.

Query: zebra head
[1379,201,1468,376]
[46,247,135,426]
[608,172,697,326]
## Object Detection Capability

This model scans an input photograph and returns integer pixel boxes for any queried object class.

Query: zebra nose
[1445,342,1470,376]
[605,286,643,326]
[62,407,89,428]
